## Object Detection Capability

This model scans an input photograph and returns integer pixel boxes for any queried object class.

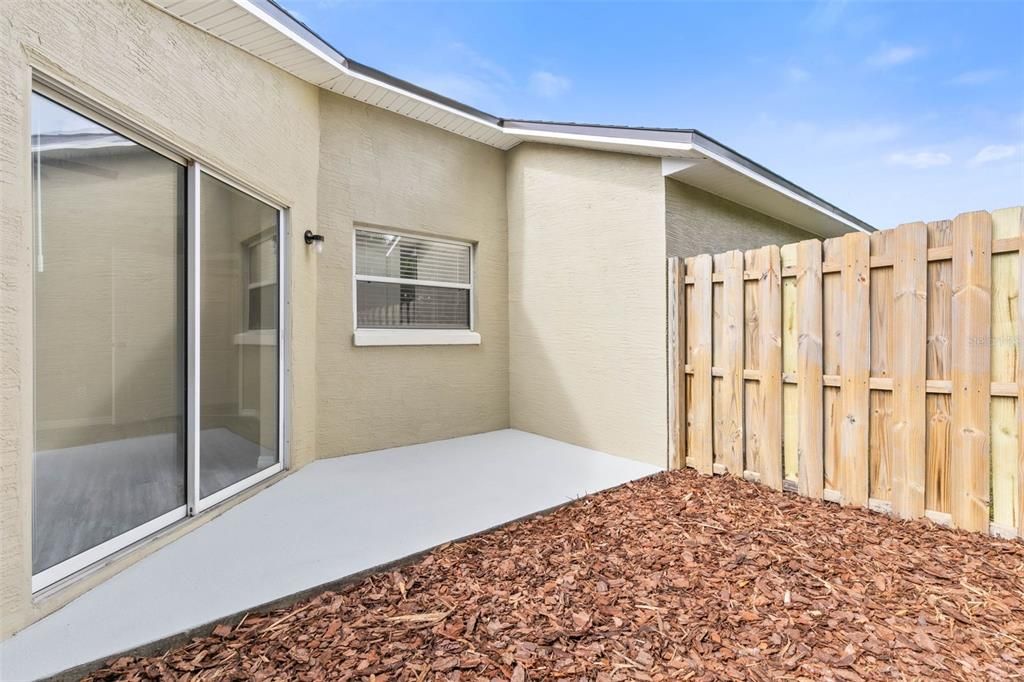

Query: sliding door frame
[191,163,286,514]
[30,81,290,593]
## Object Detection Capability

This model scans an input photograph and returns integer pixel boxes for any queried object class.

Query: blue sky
[282,0,1023,228]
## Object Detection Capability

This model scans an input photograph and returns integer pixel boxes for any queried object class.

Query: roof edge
[240,0,876,233]
[502,121,875,233]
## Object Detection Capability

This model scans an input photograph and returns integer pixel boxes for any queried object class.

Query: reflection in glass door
[30,90,285,591]
[198,173,281,504]
[31,92,187,588]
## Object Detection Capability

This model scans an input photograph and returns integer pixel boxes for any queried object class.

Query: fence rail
[668,208,1023,539]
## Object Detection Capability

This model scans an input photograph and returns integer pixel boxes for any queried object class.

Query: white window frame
[235,228,280,345]
[352,227,480,346]
[29,79,290,594]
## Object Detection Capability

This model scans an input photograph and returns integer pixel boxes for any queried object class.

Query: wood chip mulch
[84,469,1024,681]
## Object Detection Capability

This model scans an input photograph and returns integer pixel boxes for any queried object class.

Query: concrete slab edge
[45,471,663,682]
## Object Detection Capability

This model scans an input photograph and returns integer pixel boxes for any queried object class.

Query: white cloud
[949,69,1003,86]
[446,41,513,85]
[785,66,810,84]
[410,41,514,112]
[968,144,1020,167]
[886,151,952,169]
[803,0,848,32]
[529,70,571,98]
[867,45,925,68]
[819,122,904,147]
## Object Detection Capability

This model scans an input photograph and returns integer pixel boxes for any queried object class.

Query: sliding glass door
[31,90,284,591]
[31,92,187,587]
[198,173,281,505]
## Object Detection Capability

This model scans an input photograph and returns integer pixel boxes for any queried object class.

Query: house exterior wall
[507,143,667,468]
[0,0,321,638]
[665,178,817,257]
[315,92,510,457]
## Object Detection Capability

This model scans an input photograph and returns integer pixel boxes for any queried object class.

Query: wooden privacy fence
[668,207,1023,539]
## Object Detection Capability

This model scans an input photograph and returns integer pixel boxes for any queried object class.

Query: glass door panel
[31,93,186,579]
[199,173,280,499]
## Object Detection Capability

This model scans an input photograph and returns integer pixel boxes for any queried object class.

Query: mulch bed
[84,469,1024,681]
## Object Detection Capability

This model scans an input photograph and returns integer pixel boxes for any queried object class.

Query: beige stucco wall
[0,0,321,637]
[665,178,816,257]
[315,92,509,456]
[507,144,668,467]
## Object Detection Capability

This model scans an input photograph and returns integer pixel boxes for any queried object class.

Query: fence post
[667,257,685,470]
[688,255,714,475]
[891,223,928,519]
[757,245,783,490]
[796,239,824,499]
[840,232,870,506]
[951,211,992,532]
[719,250,745,475]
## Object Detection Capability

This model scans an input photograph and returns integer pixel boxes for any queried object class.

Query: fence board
[712,261,725,464]
[688,255,714,475]
[891,223,928,519]
[684,264,695,473]
[990,207,1021,535]
[718,251,745,474]
[926,220,954,514]
[869,230,895,503]
[782,245,799,482]
[840,232,871,506]
[667,257,684,469]
[757,246,783,490]
[822,238,844,495]
[744,250,762,479]
[796,240,824,498]
[951,211,992,532]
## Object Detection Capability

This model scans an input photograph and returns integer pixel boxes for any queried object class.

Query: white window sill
[353,330,481,347]
[233,330,277,346]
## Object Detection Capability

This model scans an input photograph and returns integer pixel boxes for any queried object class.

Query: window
[353,229,479,346]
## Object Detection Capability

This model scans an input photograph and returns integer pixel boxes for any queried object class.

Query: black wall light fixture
[304,230,325,254]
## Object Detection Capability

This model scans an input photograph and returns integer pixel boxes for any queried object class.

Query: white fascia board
[232,0,346,71]
[503,124,696,155]
[231,0,505,135]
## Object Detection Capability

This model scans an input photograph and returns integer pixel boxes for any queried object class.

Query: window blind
[355,231,470,284]
[354,229,472,330]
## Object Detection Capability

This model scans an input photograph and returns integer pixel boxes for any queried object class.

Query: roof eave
[148,0,875,235]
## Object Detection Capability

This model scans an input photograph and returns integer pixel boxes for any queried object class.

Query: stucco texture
[665,178,816,258]
[315,91,510,457]
[0,0,320,637]
[507,144,668,468]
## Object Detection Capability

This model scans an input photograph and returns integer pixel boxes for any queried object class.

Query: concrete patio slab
[0,429,661,681]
